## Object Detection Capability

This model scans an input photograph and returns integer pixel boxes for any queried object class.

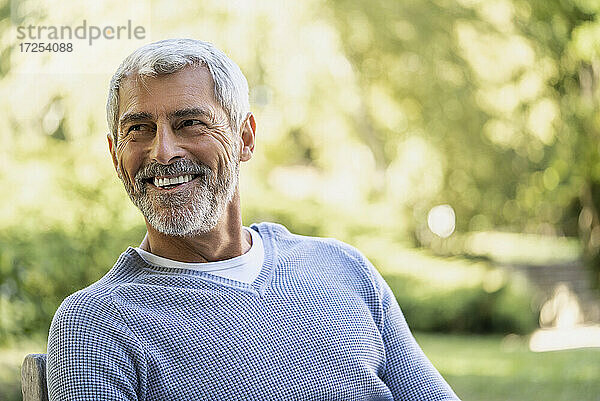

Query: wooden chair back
[21,354,48,401]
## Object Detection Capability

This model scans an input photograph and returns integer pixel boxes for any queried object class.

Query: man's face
[109,66,241,236]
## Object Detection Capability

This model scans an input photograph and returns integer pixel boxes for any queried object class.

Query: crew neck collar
[121,223,278,297]
[135,227,262,272]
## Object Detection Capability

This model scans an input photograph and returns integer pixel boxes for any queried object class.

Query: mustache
[134,159,212,187]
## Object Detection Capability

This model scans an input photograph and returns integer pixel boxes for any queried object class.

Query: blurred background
[1,0,600,399]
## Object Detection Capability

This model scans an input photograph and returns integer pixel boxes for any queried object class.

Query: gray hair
[106,38,250,143]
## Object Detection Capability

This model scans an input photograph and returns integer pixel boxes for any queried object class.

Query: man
[47,38,460,400]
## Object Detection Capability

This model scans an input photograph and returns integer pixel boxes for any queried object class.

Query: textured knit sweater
[47,222,460,400]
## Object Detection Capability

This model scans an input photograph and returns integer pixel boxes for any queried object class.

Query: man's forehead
[117,65,219,117]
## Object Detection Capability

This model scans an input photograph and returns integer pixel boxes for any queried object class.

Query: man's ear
[107,133,119,173]
[240,113,256,162]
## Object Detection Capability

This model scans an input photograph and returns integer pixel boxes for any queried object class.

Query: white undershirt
[134,227,264,284]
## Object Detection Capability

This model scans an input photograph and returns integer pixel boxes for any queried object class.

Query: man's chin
[125,183,229,237]
[140,205,219,237]
[146,218,215,237]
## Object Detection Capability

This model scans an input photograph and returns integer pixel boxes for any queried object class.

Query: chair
[21,354,48,401]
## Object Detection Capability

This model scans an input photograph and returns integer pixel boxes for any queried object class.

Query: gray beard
[120,158,239,237]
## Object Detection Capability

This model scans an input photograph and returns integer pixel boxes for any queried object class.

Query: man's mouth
[146,174,199,190]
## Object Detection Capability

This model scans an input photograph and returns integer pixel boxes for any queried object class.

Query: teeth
[153,175,194,188]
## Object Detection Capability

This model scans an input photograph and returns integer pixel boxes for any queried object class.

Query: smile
[151,174,197,189]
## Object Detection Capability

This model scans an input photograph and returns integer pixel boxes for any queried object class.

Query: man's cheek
[116,134,133,153]
[117,158,136,191]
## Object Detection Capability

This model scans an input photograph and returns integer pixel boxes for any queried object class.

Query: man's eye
[180,119,203,128]
[128,124,145,132]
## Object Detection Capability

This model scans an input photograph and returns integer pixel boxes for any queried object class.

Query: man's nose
[149,123,185,164]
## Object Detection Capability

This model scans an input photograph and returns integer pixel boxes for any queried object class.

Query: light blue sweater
[47,222,460,400]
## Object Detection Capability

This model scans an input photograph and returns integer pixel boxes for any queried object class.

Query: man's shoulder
[252,221,370,266]
[255,222,388,311]
[50,248,141,327]
[52,282,118,326]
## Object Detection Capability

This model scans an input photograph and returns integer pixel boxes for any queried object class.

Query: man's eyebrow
[119,111,155,129]
[167,107,215,121]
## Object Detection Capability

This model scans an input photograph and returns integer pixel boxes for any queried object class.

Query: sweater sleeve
[378,279,461,400]
[47,290,146,401]
[338,242,460,400]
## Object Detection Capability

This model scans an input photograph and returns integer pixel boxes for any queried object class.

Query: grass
[415,332,600,401]
[1,333,599,400]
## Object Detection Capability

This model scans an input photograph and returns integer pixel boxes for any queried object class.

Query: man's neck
[139,193,252,263]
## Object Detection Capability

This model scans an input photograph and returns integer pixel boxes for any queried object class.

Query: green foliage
[383,270,536,334]
[325,0,600,282]
[0,225,145,342]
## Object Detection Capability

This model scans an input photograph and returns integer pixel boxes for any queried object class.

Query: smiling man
[46,39,460,401]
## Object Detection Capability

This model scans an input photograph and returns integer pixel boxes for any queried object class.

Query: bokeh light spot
[427,204,456,238]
